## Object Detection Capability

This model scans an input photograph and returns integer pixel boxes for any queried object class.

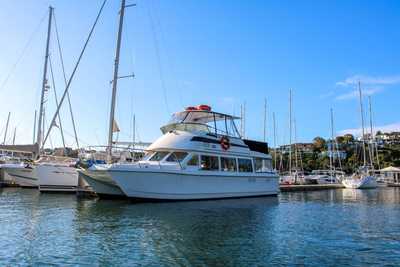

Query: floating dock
[280,184,345,192]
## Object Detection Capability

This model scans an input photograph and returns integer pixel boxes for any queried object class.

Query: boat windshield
[161,110,241,137]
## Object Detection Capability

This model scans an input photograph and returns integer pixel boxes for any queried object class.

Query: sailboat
[3,5,89,191]
[342,82,377,189]
[280,90,305,184]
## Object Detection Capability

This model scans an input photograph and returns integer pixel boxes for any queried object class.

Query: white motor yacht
[81,106,280,200]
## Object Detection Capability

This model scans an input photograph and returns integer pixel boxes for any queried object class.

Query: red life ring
[185,106,197,111]
[197,105,212,111]
[220,136,230,150]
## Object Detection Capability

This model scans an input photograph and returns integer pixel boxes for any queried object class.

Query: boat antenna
[358,81,367,167]
[36,6,53,152]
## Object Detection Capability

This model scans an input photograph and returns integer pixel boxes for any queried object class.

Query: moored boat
[84,106,280,200]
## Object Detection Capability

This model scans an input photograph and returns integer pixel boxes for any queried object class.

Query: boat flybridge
[80,105,280,200]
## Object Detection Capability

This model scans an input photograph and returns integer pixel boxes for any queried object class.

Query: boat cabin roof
[161,108,241,137]
[171,110,240,124]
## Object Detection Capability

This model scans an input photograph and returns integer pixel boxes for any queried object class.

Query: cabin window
[187,154,199,166]
[166,152,188,162]
[143,151,154,161]
[238,158,253,172]
[149,151,169,161]
[221,157,237,172]
[200,155,219,171]
[254,158,272,172]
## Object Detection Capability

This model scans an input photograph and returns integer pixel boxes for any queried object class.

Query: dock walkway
[280,184,344,192]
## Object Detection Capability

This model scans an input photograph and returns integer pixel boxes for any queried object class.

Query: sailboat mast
[358,81,367,167]
[3,112,10,144]
[36,6,53,150]
[33,110,37,144]
[289,89,292,175]
[368,96,375,168]
[330,108,335,178]
[107,0,126,160]
[273,112,277,170]
[12,128,16,145]
[263,98,267,142]
[132,114,136,148]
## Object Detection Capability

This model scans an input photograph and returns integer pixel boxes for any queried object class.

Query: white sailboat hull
[0,163,21,185]
[37,164,79,192]
[342,176,378,189]
[110,169,280,200]
[78,168,125,197]
[3,165,38,187]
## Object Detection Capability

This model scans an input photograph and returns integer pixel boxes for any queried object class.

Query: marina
[1,0,400,265]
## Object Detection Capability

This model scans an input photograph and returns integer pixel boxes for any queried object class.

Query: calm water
[1,187,400,266]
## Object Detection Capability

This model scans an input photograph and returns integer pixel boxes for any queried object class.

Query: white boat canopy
[161,107,241,137]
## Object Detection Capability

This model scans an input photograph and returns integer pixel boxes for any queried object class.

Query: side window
[238,158,253,172]
[187,154,199,166]
[254,158,263,172]
[264,159,272,170]
[149,151,169,161]
[166,152,188,162]
[221,157,237,172]
[200,155,219,171]
[254,158,272,172]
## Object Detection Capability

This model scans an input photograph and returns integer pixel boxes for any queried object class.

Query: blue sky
[0,0,399,148]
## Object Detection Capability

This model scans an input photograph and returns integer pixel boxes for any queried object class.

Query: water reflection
[1,188,400,266]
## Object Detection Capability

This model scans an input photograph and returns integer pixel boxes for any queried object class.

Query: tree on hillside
[312,137,326,152]
[336,136,345,145]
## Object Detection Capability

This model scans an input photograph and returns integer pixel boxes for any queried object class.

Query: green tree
[312,137,326,152]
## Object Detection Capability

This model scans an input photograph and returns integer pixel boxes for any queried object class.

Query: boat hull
[37,164,79,192]
[78,169,125,197]
[3,166,38,187]
[110,169,280,200]
[342,176,378,189]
